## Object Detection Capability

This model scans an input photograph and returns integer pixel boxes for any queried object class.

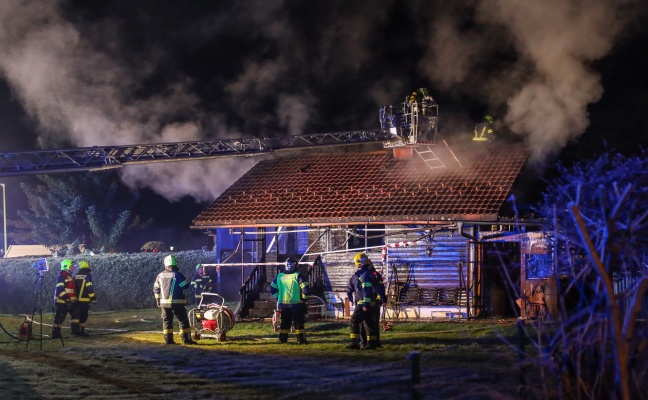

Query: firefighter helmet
[60,259,73,271]
[284,257,298,273]
[164,255,177,267]
[483,115,494,124]
[196,263,203,271]
[78,260,90,269]
[354,252,370,268]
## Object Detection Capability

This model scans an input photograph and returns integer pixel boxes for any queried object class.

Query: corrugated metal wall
[386,232,468,291]
[310,227,469,295]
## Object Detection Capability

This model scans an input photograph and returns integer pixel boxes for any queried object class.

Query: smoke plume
[0,0,645,203]
[421,0,640,163]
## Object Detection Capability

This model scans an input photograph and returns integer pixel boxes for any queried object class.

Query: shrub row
[0,251,218,314]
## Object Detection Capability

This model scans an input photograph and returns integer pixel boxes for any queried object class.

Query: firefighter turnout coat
[154,268,191,308]
[75,268,96,303]
[54,270,77,304]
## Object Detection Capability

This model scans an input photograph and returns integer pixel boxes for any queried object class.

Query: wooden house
[192,140,552,320]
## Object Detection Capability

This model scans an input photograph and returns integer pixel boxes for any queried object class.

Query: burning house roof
[192,143,529,228]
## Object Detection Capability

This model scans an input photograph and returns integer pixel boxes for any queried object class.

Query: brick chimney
[392,147,413,159]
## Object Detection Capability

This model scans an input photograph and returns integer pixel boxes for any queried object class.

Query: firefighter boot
[80,325,90,336]
[345,335,360,350]
[71,322,82,336]
[164,333,175,345]
[296,332,308,345]
[363,339,378,350]
[279,332,289,343]
[51,327,62,339]
[182,332,197,345]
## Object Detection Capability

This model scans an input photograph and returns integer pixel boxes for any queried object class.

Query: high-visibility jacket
[270,271,308,308]
[154,267,190,308]
[474,121,494,139]
[75,268,96,303]
[54,271,77,304]
[347,267,376,306]
[190,273,214,301]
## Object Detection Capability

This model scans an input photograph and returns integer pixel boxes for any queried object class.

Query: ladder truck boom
[0,91,439,177]
[0,130,396,177]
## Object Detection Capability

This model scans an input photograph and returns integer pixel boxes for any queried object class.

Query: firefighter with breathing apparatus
[270,257,310,344]
[153,255,196,345]
[73,259,96,336]
[347,252,379,349]
[360,260,386,348]
[51,259,79,339]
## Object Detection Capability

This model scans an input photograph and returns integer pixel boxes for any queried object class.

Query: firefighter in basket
[153,255,197,345]
[270,258,309,344]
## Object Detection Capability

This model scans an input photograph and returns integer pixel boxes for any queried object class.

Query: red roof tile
[192,143,529,228]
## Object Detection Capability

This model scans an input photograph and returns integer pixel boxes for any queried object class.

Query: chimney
[392,147,413,159]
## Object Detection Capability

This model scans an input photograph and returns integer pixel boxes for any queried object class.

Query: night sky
[1,1,648,246]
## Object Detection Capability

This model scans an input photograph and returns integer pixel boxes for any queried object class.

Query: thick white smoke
[0,0,644,201]
[0,1,252,202]
[421,0,638,163]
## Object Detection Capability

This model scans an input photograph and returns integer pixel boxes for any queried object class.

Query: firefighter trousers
[161,305,191,335]
[53,302,80,334]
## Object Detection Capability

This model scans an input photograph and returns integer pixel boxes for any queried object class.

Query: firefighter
[360,260,386,348]
[346,252,379,349]
[74,259,96,336]
[190,264,214,305]
[473,115,494,141]
[153,255,196,345]
[270,257,309,344]
[51,259,79,339]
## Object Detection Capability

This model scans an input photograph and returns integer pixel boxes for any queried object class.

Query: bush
[140,241,167,252]
[0,250,217,314]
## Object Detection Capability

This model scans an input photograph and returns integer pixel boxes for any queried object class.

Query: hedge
[0,250,219,315]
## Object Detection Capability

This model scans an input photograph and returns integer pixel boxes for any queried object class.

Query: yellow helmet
[60,259,73,271]
[354,253,370,268]
[79,260,90,269]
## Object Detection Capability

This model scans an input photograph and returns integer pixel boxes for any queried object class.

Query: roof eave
[190,213,501,229]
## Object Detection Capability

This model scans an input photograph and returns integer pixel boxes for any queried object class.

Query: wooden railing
[307,255,325,294]
[238,264,266,317]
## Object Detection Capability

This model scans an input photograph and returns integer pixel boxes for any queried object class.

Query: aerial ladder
[0,93,441,177]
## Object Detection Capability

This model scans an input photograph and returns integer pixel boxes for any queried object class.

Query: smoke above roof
[0,0,644,200]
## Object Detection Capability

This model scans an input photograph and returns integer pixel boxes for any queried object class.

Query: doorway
[481,242,521,317]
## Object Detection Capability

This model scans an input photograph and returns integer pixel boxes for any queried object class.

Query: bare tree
[524,153,648,399]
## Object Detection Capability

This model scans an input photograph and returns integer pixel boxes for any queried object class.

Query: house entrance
[481,242,521,317]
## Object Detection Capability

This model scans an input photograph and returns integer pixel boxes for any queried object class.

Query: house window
[278,226,308,256]
[348,224,385,250]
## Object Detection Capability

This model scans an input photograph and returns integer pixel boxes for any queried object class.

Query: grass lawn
[0,310,527,399]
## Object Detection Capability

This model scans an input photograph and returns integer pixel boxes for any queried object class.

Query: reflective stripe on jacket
[154,269,190,307]
[270,271,309,307]
[54,271,77,304]
[75,269,96,303]
[190,274,214,300]
[347,268,375,305]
